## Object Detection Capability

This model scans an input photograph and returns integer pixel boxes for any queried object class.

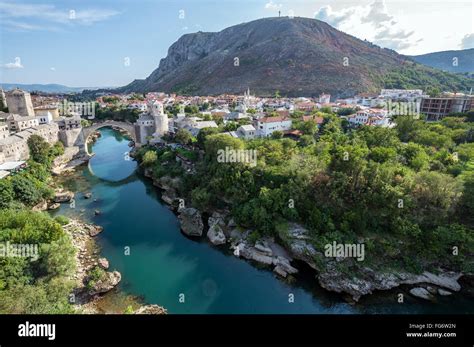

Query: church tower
[149,100,168,137]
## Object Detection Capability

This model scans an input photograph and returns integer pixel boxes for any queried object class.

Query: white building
[347,109,392,127]
[380,89,428,101]
[185,120,218,136]
[237,124,256,140]
[36,111,53,125]
[256,116,292,137]
[128,102,148,112]
[319,93,331,104]
[7,114,39,132]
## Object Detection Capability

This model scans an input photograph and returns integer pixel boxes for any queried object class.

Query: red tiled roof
[259,116,290,123]
[302,115,324,124]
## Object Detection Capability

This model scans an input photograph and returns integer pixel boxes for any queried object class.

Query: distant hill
[0,83,111,94]
[409,49,474,74]
[118,17,473,98]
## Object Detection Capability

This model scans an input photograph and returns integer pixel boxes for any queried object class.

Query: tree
[197,127,219,148]
[142,150,157,167]
[271,131,283,139]
[11,174,44,206]
[0,180,14,208]
[27,135,51,166]
[403,142,429,171]
[175,129,193,145]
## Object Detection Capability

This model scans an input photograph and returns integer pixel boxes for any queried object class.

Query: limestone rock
[178,207,204,237]
[134,304,167,314]
[409,287,433,300]
[48,203,60,210]
[438,288,452,296]
[87,225,104,237]
[32,200,48,211]
[53,190,74,203]
[274,265,288,278]
[89,271,121,295]
[98,258,109,270]
[207,223,226,245]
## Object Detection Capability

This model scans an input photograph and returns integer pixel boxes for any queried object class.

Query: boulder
[94,210,101,216]
[274,265,288,278]
[438,288,452,296]
[88,225,104,237]
[400,271,462,292]
[98,258,109,270]
[238,243,274,265]
[48,203,60,210]
[89,271,121,295]
[409,287,433,301]
[134,304,167,314]
[254,242,273,256]
[32,200,48,211]
[178,207,204,237]
[273,256,298,275]
[285,223,319,270]
[207,224,226,245]
[53,190,74,203]
[84,192,92,199]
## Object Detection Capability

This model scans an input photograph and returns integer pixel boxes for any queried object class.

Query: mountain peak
[119,17,472,97]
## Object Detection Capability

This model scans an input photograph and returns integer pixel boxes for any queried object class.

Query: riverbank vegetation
[135,112,474,275]
[0,136,77,313]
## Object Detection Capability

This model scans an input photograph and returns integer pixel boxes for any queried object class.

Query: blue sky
[1,0,473,87]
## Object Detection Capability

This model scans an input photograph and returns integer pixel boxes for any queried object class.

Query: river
[52,127,473,314]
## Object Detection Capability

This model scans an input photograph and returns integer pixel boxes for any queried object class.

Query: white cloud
[314,5,355,27]
[0,1,119,31]
[264,1,282,11]
[314,1,418,52]
[50,67,56,71]
[361,0,391,28]
[3,57,23,69]
[460,33,474,49]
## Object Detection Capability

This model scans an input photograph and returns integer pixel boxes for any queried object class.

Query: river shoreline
[138,160,472,305]
[48,147,167,314]
[46,128,473,313]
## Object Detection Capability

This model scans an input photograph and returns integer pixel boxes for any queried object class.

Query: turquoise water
[53,128,473,314]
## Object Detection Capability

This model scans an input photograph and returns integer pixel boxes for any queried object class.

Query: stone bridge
[83,120,136,153]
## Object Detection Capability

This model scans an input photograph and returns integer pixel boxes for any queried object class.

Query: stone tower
[5,88,35,117]
[0,88,6,110]
[150,100,168,137]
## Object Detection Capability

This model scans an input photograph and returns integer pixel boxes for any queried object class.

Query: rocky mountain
[119,17,473,97]
[409,48,474,74]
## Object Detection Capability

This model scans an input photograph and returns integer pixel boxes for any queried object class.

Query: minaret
[150,100,168,137]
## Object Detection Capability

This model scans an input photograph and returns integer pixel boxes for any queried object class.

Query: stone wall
[59,128,85,148]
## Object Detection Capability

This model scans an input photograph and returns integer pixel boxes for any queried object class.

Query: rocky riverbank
[51,146,91,176]
[49,154,167,314]
[144,169,470,303]
[62,218,167,314]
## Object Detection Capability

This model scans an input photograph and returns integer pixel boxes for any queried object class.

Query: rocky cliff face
[119,17,472,97]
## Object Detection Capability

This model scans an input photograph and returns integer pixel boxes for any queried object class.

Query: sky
[0,0,473,87]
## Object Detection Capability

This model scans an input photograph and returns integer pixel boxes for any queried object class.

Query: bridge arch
[83,121,136,154]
